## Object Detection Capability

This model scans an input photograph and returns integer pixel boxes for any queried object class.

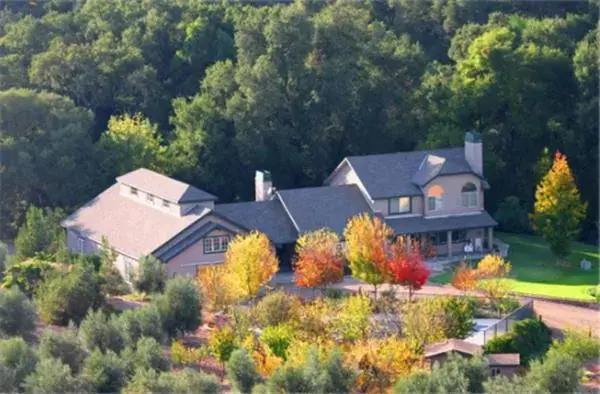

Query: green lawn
[430,232,600,301]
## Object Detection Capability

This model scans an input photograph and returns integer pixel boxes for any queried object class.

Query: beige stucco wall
[166,228,234,277]
[423,174,484,217]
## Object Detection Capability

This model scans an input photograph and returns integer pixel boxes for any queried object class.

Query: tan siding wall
[166,229,234,277]
[423,174,484,217]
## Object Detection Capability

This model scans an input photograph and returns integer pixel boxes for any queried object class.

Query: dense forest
[0,0,597,243]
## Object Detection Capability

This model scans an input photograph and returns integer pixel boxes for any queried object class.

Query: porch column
[447,230,452,258]
[488,227,494,250]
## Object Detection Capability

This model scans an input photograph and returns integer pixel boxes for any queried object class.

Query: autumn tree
[387,237,430,302]
[475,255,512,315]
[451,261,478,295]
[196,264,236,311]
[223,232,279,302]
[293,229,344,291]
[344,214,392,295]
[530,152,587,263]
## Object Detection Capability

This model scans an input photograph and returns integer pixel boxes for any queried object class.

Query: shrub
[119,305,165,345]
[547,329,600,364]
[254,290,300,327]
[483,375,533,394]
[442,297,474,339]
[36,264,104,325]
[0,287,36,338]
[2,260,57,297]
[209,325,239,364]
[171,340,209,366]
[123,337,170,373]
[260,324,294,360]
[393,353,488,394]
[227,348,261,393]
[331,294,372,341]
[154,277,202,337]
[525,352,582,394]
[38,327,87,374]
[134,255,167,294]
[0,337,37,387]
[484,317,552,365]
[81,349,128,393]
[124,368,220,394]
[401,297,447,346]
[79,309,126,353]
[22,357,83,393]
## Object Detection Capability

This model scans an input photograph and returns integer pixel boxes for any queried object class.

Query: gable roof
[116,168,217,203]
[61,184,213,258]
[486,353,520,366]
[215,200,298,244]
[344,147,476,199]
[424,339,483,358]
[275,185,371,236]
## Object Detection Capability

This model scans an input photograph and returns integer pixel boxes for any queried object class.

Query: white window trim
[428,195,444,211]
[462,191,478,208]
[203,235,230,254]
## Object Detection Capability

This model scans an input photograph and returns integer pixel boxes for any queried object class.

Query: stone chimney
[255,170,273,201]
[464,131,483,176]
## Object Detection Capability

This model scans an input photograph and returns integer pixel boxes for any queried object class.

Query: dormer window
[130,187,138,196]
[427,185,445,212]
[461,183,478,208]
[389,197,411,215]
[162,200,170,209]
[146,194,155,204]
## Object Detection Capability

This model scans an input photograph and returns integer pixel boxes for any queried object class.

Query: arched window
[462,182,478,207]
[427,185,445,212]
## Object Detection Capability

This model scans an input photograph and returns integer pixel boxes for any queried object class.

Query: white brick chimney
[465,131,483,175]
[255,170,273,201]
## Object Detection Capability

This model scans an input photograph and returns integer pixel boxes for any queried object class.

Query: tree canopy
[0,0,597,242]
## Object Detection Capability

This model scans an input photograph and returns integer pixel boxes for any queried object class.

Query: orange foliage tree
[293,229,344,291]
[387,237,430,302]
[450,261,478,295]
[343,213,392,295]
[197,264,235,310]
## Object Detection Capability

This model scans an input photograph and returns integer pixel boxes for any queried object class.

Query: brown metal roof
[424,339,483,358]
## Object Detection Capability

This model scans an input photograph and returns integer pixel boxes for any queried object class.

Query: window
[389,197,411,215]
[130,187,138,196]
[124,258,134,282]
[452,230,468,244]
[491,368,501,377]
[461,183,478,208]
[427,185,444,212]
[162,199,170,209]
[203,236,230,254]
[146,193,155,204]
[77,237,85,253]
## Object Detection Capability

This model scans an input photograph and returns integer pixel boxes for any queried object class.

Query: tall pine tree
[530,152,587,263]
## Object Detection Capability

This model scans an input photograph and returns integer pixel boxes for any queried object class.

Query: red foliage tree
[387,237,430,302]
[293,229,345,290]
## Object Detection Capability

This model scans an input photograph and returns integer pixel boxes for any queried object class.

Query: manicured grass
[430,232,600,301]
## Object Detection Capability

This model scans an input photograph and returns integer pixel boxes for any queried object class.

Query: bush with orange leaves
[345,337,425,393]
[451,261,478,294]
[241,333,284,378]
[293,229,344,291]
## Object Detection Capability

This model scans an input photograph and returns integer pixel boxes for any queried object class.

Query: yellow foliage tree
[196,264,238,311]
[343,213,393,294]
[293,229,345,290]
[223,231,279,301]
[241,333,283,378]
[475,254,512,315]
[401,298,447,346]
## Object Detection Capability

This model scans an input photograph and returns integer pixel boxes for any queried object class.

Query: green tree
[525,352,582,394]
[97,236,129,295]
[0,337,37,388]
[38,327,87,374]
[14,206,66,260]
[122,337,170,373]
[79,309,126,353]
[118,304,165,345]
[36,264,104,325]
[133,255,168,294]
[484,317,553,365]
[154,277,203,337]
[0,89,95,237]
[0,287,36,338]
[530,152,587,262]
[227,348,261,393]
[81,349,128,393]
[23,357,83,393]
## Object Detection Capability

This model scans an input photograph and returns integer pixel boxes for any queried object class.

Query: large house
[61,131,497,280]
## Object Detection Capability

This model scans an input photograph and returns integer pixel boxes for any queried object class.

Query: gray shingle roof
[61,184,212,258]
[215,200,298,244]
[386,211,497,234]
[346,148,476,198]
[116,168,217,203]
[276,185,371,236]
